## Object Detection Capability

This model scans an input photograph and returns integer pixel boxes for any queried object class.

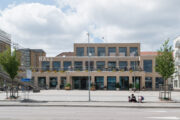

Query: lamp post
[87,32,91,102]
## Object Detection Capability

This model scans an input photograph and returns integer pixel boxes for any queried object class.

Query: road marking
[146,117,180,120]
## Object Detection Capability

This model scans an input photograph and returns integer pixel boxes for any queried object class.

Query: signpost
[21,78,31,100]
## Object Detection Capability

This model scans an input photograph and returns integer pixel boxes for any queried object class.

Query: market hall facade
[29,43,163,90]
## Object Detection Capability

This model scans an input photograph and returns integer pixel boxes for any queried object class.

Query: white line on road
[146,117,180,120]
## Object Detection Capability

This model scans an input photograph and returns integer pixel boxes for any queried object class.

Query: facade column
[141,75,145,90]
[104,76,107,87]
[129,73,133,84]
[116,75,119,83]
[34,76,38,87]
[57,76,61,89]
[91,76,95,84]
[50,61,53,71]
[46,76,49,88]
[127,47,130,56]
[152,77,156,90]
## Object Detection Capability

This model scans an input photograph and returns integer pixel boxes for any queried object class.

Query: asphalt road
[0,107,180,120]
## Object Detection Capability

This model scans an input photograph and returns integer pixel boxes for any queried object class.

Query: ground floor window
[156,77,164,89]
[60,77,66,89]
[49,77,57,89]
[72,77,89,90]
[38,77,46,88]
[145,77,152,90]
[107,76,116,90]
[119,76,129,90]
[132,77,141,90]
[95,77,104,90]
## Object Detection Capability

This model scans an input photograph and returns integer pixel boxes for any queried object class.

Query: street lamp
[87,32,91,102]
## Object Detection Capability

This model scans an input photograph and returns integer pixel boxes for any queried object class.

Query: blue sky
[0,0,179,56]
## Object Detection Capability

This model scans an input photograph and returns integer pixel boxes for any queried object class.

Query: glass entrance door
[107,76,116,90]
[72,77,89,90]
[120,76,129,90]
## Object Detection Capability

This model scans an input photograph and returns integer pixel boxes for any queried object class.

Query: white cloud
[0,0,180,56]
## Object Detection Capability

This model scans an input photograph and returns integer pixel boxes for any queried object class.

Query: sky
[0,0,180,56]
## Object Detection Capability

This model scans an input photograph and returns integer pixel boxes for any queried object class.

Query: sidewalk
[1,101,180,108]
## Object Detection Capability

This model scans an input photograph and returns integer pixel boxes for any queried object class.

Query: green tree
[156,40,175,99]
[0,48,20,98]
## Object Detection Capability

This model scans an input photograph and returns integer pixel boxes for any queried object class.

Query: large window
[130,61,139,71]
[130,47,138,56]
[87,47,95,56]
[107,76,116,90]
[108,47,116,56]
[63,61,72,71]
[145,77,152,89]
[156,77,164,89]
[119,61,128,71]
[108,61,116,71]
[52,61,60,71]
[76,47,84,56]
[95,77,104,90]
[119,47,127,56]
[38,77,46,88]
[74,61,83,71]
[85,61,94,71]
[144,60,152,72]
[49,77,57,89]
[98,47,106,56]
[96,61,105,71]
[42,61,50,71]
[119,77,129,90]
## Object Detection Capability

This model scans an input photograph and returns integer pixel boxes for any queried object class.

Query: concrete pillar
[104,76,107,87]
[57,76,61,89]
[46,76,49,88]
[105,47,108,56]
[141,76,145,90]
[91,76,95,84]
[127,46,130,56]
[84,47,87,56]
[152,77,156,90]
[50,61,53,71]
[116,76,119,83]
[95,47,98,56]
[129,74,133,84]
[34,76,38,87]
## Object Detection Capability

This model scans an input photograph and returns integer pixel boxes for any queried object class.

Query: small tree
[0,48,20,98]
[156,40,175,99]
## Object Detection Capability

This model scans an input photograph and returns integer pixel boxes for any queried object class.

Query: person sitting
[128,94,137,102]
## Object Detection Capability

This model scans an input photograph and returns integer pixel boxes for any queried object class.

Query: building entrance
[72,77,89,90]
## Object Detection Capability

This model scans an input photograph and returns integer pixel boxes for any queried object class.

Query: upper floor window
[76,47,84,56]
[85,61,94,71]
[42,61,50,71]
[108,61,116,70]
[130,47,138,56]
[96,61,105,70]
[87,47,95,56]
[119,47,127,56]
[63,61,72,71]
[74,61,83,71]
[98,47,106,56]
[143,60,152,72]
[119,61,128,71]
[108,47,116,56]
[52,61,60,71]
[130,61,139,71]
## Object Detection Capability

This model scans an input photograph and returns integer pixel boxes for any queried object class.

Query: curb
[0,104,180,108]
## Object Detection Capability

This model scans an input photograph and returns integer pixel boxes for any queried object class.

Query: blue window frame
[145,77,152,89]
[74,61,83,71]
[98,47,106,56]
[63,61,72,71]
[144,60,152,72]
[95,77,104,90]
[108,47,116,56]
[130,47,138,56]
[107,76,116,90]
[87,47,95,56]
[52,61,60,71]
[119,47,127,56]
[76,47,84,56]
[119,61,128,71]
[42,61,50,71]
[96,61,105,71]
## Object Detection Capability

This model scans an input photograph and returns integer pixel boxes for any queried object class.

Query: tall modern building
[0,29,11,53]
[25,43,165,90]
[173,37,180,90]
[17,49,46,68]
